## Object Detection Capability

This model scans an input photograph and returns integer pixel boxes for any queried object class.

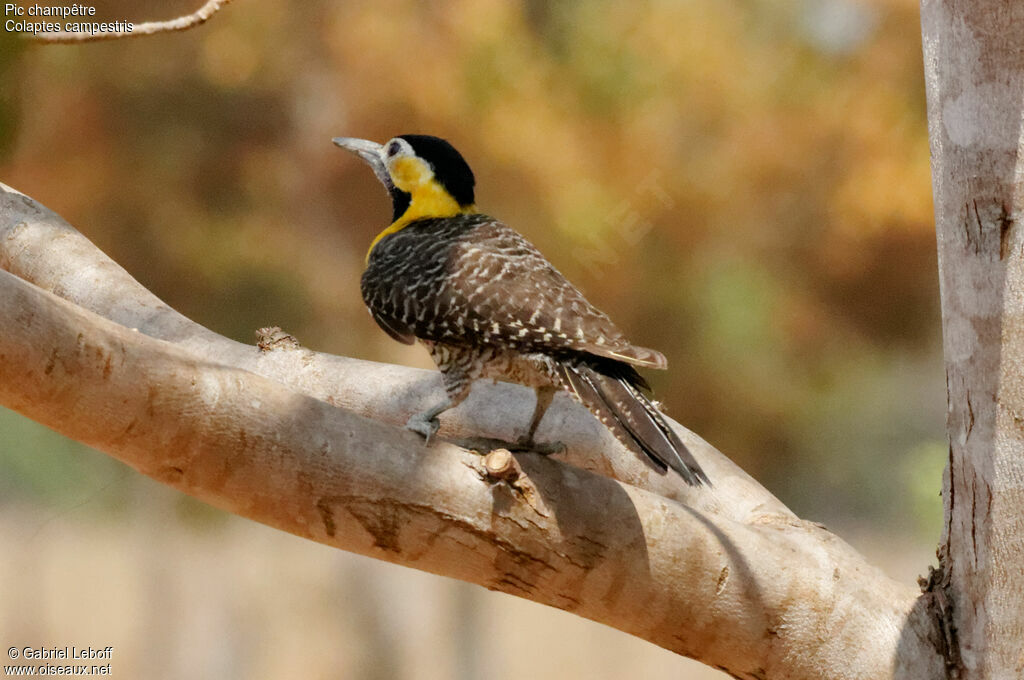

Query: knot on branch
[919,559,962,678]
[256,326,301,352]
[484,448,520,481]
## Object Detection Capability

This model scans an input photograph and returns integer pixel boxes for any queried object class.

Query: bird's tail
[560,359,710,486]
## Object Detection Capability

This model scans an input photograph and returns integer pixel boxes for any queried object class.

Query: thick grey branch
[0,268,943,679]
[0,184,945,678]
[0,182,782,520]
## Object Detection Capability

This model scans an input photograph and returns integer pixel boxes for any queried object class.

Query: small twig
[484,449,519,482]
[28,0,234,44]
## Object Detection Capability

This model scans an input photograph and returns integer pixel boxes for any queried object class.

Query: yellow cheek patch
[389,157,432,192]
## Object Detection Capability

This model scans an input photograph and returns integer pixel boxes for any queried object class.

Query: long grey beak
[332,137,394,192]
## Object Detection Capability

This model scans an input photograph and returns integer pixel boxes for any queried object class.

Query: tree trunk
[921,1,1024,676]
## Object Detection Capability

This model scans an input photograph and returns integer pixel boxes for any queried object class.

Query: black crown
[398,135,476,207]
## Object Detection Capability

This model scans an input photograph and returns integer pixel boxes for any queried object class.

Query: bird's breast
[421,340,562,389]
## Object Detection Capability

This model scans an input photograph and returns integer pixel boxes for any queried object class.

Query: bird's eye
[387,141,402,157]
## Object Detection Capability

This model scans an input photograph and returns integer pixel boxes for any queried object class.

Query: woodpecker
[333,134,708,486]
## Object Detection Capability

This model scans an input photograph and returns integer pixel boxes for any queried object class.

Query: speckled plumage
[361,212,708,486]
[333,133,706,484]
[361,213,654,355]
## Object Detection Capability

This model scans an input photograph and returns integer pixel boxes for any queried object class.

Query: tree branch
[0,184,944,678]
[27,0,233,44]
[0,182,781,518]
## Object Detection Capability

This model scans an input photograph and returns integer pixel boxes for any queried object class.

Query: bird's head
[333,134,476,223]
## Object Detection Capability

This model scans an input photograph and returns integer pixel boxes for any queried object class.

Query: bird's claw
[513,436,565,456]
[448,436,565,456]
[406,413,441,444]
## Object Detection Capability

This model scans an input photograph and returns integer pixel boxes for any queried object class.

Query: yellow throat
[366,156,475,262]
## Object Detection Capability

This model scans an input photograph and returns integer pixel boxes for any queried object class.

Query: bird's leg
[514,385,564,455]
[406,366,472,444]
[439,384,564,455]
[526,385,556,442]
[405,399,452,443]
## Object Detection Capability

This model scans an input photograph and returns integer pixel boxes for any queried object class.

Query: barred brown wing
[361,214,667,369]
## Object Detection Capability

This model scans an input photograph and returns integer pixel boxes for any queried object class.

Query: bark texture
[0,183,946,678]
[921,1,1024,676]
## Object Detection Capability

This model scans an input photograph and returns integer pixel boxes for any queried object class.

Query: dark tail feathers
[561,359,710,486]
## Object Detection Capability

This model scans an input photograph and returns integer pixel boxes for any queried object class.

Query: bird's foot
[454,436,565,455]
[513,436,565,456]
[406,412,441,444]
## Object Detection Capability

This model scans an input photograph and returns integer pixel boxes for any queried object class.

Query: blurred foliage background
[0,0,944,677]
